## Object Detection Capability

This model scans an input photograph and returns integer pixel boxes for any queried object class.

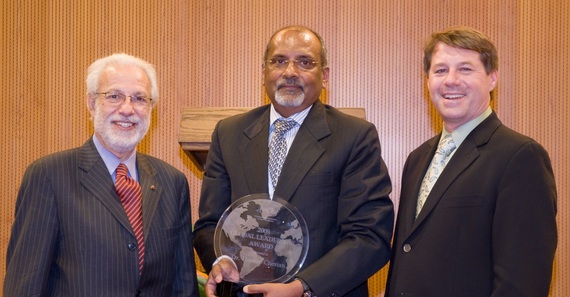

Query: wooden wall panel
[514,2,570,295]
[1,0,567,296]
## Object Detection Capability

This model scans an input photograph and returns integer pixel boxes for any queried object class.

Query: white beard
[93,106,150,155]
[274,90,305,107]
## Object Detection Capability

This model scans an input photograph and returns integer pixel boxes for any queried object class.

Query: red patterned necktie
[115,163,145,273]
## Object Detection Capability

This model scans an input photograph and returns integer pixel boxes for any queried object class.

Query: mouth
[442,93,465,99]
[114,121,136,128]
[278,84,303,90]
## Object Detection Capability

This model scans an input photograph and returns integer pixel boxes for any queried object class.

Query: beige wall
[1,0,568,296]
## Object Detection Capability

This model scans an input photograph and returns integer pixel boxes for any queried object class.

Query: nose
[117,96,136,114]
[282,61,299,77]
[444,70,460,85]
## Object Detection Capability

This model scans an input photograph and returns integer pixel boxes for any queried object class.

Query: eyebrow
[270,53,315,60]
[105,90,149,96]
[432,61,477,68]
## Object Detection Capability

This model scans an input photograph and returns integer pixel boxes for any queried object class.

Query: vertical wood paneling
[515,1,569,295]
[1,1,567,296]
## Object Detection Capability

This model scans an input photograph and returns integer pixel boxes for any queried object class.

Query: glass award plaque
[214,193,309,284]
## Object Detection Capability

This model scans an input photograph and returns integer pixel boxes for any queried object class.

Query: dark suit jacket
[193,101,394,297]
[385,112,557,297]
[4,138,198,297]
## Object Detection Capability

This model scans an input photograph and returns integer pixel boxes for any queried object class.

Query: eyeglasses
[95,92,153,107]
[266,58,320,71]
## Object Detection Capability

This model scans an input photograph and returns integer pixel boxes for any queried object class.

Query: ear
[261,65,266,86]
[87,93,96,118]
[489,69,498,91]
[321,66,330,88]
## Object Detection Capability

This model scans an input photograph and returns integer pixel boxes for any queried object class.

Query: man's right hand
[205,258,241,297]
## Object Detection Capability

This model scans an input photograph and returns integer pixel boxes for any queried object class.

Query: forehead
[267,29,321,58]
[99,64,150,91]
[432,42,482,65]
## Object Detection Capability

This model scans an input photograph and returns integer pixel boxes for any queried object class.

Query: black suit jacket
[385,112,557,297]
[4,138,198,297]
[193,101,394,297]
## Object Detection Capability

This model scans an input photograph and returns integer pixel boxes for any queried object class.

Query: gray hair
[86,53,159,102]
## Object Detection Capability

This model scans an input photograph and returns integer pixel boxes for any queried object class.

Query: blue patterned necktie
[416,134,456,218]
[268,119,297,191]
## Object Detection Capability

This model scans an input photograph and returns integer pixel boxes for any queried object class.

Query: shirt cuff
[212,255,238,270]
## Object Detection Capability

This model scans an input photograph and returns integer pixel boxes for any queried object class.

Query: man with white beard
[4,53,198,297]
[193,26,394,297]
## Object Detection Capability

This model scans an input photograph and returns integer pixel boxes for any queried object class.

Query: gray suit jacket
[194,101,394,297]
[4,138,198,297]
[385,112,557,297]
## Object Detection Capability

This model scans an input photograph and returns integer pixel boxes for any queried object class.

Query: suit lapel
[412,140,479,227]
[240,109,271,193]
[237,102,330,200]
[275,101,329,200]
[410,112,502,231]
[402,138,437,229]
[78,139,133,234]
[137,154,160,237]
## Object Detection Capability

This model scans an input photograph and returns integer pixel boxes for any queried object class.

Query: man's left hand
[243,279,305,297]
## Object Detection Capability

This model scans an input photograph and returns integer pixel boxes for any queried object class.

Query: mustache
[276,78,304,91]
[109,115,141,124]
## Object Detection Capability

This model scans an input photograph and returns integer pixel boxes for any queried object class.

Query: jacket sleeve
[193,121,232,272]
[4,160,59,297]
[491,141,557,296]
[296,122,394,296]
[173,175,200,296]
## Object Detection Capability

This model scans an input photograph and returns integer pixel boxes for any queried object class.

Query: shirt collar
[269,104,312,128]
[443,106,493,147]
[92,135,138,180]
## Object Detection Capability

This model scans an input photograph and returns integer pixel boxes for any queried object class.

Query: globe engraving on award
[214,193,309,284]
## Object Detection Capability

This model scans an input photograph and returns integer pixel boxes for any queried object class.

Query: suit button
[403,244,412,252]
[128,243,137,251]
[136,289,142,296]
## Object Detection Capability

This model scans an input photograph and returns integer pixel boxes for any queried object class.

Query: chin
[97,126,146,152]
[106,135,141,152]
[436,104,466,117]
[275,92,304,107]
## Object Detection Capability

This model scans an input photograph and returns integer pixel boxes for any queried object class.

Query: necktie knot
[437,134,456,157]
[116,163,129,178]
[274,119,297,135]
[115,164,138,204]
